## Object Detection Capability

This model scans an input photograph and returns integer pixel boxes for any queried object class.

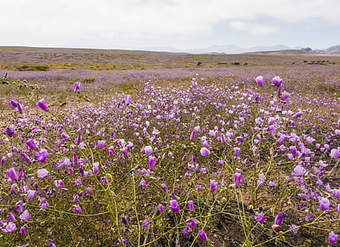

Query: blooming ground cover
[0,67,340,246]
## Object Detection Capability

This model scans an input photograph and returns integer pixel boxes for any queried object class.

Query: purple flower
[186,219,197,229]
[148,155,156,169]
[198,229,208,241]
[19,210,30,221]
[26,190,36,199]
[2,222,17,232]
[169,200,180,212]
[330,148,340,159]
[73,81,81,92]
[272,76,283,87]
[158,204,165,213]
[274,212,286,226]
[72,204,82,214]
[19,226,27,236]
[233,147,241,155]
[328,232,338,243]
[10,99,19,107]
[26,139,37,149]
[182,227,191,236]
[54,179,65,188]
[257,172,266,187]
[255,75,264,86]
[289,225,299,234]
[161,183,168,190]
[139,179,148,188]
[142,219,149,228]
[233,169,244,186]
[210,179,218,191]
[36,98,49,111]
[123,94,131,104]
[92,162,100,174]
[39,197,49,208]
[255,212,266,224]
[96,140,106,148]
[144,146,153,155]
[5,125,15,137]
[319,197,330,210]
[200,147,210,157]
[34,149,48,163]
[280,91,290,100]
[6,168,18,180]
[186,200,195,211]
[292,165,306,176]
[37,169,49,178]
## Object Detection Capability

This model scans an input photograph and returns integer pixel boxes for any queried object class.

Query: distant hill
[326,45,340,54]
[185,44,290,54]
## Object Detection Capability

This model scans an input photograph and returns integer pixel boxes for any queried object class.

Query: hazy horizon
[1,0,340,51]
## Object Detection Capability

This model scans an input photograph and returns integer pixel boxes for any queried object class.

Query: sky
[1,0,340,51]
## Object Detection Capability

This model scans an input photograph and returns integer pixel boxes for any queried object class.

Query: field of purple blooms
[0,49,339,247]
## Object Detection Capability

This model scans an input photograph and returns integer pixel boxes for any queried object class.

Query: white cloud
[229,21,277,35]
[0,0,339,48]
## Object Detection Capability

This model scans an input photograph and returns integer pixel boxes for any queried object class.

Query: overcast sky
[1,0,340,50]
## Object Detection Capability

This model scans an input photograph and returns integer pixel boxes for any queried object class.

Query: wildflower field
[0,47,339,246]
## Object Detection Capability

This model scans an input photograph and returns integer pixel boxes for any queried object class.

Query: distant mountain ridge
[144,44,340,54]
[186,45,291,54]
[326,45,340,53]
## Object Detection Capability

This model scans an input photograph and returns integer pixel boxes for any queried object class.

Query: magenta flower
[139,179,148,188]
[73,81,81,92]
[319,197,330,210]
[255,75,264,86]
[210,179,218,191]
[273,212,286,229]
[10,99,19,107]
[169,200,180,212]
[144,146,153,155]
[272,76,283,87]
[330,148,340,159]
[148,155,156,169]
[10,99,23,113]
[2,222,17,233]
[5,125,15,137]
[26,190,36,199]
[292,165,306,176]
[186,219,197,229]
[72,204,82,214]
[200,147,210,157]
[255,212,266,224]
[39,197,49,209]
[233,147,241,155]
[37,168,49,178]
[182,227,191,236]
[233,169,244,186]
[96,140,106,148]
[280,91,290,100]
[19,226,27,236]
[123,94,131,104]
[6,168,18,180]
[26,139,37,149]
[92,162,100,174]
[161,183,168,190]
[142,219,149,228]
[187,200,195,211]
[19,210,30,221]
[34,149,48,162]
[158,204,165,213]
[36,98,48,111]
[54,179,65,188]
[198,229,208,241]
[328,232,338,243]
